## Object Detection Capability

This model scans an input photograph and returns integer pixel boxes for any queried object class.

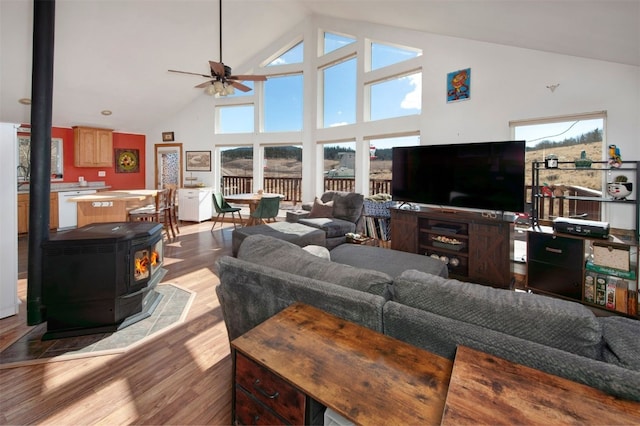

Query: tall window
[216,105,254,134]
[323,141,356,192]
[221,146,254,194]
[264,74,303,132]
[368,71,421,121]
[511,113,606,220]
[264,145,303,205]
[368,135,419,195]
[322,57,356,128]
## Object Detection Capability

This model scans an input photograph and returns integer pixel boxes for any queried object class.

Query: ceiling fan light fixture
[205,84,217,96]
[213,80,225,93]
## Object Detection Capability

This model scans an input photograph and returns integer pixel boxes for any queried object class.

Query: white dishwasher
[58,189,97,229]
[178,187,213,222]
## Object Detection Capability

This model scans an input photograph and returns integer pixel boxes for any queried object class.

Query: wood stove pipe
[27,0,55,325]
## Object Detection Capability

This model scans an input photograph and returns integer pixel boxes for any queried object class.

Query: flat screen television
[391,141,526,213]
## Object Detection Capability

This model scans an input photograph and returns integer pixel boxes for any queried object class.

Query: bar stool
[128,189,175,239]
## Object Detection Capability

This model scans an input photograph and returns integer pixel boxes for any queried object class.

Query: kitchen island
[70,190,157,228]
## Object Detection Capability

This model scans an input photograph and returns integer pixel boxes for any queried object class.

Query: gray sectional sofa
[215,234,640,402]
[295,191,366,250]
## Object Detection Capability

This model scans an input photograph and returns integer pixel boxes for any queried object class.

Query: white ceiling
[1,0,638,134]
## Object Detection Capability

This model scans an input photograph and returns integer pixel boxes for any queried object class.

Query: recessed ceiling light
[101,110,113,116]
[18,98,31,105]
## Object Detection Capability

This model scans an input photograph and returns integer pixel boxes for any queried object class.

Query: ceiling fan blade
[194,80,215,89]
[230,81,252,92]
[229,75,267,82]
[168,69,211,78]
[209,60,225,77]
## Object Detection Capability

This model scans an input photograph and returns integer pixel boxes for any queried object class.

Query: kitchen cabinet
[73,126,113,167]
[178,187,213,222]
[18,192,59,234]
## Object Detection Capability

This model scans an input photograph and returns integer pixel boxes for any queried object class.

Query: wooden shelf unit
[527,160,639,319]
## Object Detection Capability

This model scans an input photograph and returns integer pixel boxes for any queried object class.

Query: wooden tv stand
[391,207,513,288]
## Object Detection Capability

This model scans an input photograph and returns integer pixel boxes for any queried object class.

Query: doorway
[155,143,183,189]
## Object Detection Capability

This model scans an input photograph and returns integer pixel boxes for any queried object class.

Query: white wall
[1,123,19,318]
[142,15,639,226]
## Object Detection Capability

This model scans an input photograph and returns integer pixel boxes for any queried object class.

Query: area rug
[0,284,195,369]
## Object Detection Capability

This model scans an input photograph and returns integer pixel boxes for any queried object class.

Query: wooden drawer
[528,233,583,267]
[235,386,286,426]
[235,352,305,425]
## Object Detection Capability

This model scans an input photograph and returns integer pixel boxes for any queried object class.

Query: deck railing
[221,176,599,219]
[221,176,392,205]
[526,184,602,221]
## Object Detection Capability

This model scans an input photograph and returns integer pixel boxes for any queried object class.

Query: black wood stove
[41,222,166,340]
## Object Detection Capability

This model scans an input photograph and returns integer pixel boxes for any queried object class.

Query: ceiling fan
[168,0,266,96]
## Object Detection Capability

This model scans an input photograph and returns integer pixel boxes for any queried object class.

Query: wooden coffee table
[442,345,640,425]
[231,303,453,425]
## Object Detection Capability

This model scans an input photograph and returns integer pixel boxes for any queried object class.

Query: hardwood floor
[1,222,235,425]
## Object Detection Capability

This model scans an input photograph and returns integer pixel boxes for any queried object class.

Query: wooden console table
[442,346,640,425]
[230,303,453,425]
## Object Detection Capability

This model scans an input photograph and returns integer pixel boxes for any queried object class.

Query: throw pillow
[302,245,331,260]
[308,197,333,218]
[331,192,364,223]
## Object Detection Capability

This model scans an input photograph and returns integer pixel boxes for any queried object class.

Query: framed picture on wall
[185,151,211,171]
[115,148,140,173]
[162,131,175,142]
[447,68,471,103]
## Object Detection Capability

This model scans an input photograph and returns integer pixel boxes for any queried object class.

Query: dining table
[225,192,284,226]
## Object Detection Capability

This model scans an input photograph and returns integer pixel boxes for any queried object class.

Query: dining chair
[212,192,243,230]
[250,196,280,225]
[164,184,180,237]
[128,188,175,239]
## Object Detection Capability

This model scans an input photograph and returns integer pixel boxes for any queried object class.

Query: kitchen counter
[68,190,157,202]
[71,190,157,227]
[18,183,110,194]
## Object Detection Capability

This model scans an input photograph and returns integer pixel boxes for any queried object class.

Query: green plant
[614,175,628,183]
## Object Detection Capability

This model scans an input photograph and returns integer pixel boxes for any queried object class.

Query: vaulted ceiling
[1,0,638,134]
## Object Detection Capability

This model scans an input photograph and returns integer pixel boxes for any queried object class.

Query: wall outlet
[98,171,106,177]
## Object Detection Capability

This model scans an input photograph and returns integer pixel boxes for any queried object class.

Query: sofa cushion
[216,256,387,339]
[308,197,334,218]
[599,316,640,371]
[238,234,392,298]
[298,217,357,238]
[383,301,640,402]
[330,244,448,279]
[393,269,603,359]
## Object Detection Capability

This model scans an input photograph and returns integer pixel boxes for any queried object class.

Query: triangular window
[371,42,421,70]
[266,41,304,66]
[323,32,356,55]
